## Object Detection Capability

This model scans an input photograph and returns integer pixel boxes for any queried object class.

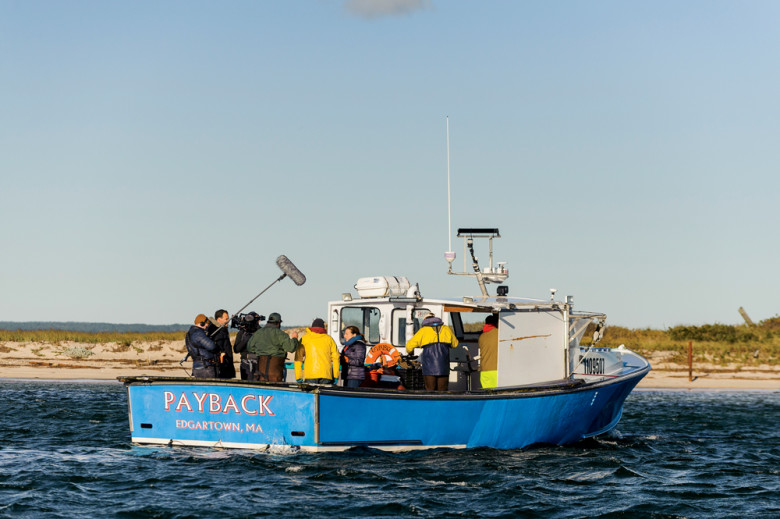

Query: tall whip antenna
[444,116,456,270]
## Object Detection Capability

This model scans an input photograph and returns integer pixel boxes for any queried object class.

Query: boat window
[391,308,430,346]
[450,312,464,338]
[340,307,381,344]
[451,311,492,342]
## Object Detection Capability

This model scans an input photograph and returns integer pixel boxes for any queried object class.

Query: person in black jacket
[186,314,220,378]
[208,309,235,379]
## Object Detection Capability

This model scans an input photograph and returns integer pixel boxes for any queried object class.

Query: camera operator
[233,311,263,380]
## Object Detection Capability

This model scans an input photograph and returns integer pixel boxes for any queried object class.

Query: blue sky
[2,0,778,329]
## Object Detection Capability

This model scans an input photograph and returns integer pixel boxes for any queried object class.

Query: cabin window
[450,311,492,341]
[341,307,381,344]
[391,308,430,346]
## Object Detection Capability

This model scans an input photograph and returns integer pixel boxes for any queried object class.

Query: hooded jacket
[295,327,341,381]
[405,317,459,377]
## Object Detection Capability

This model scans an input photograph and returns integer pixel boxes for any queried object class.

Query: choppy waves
[0,382,777,518]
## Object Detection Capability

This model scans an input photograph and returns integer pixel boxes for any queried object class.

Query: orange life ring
[365,342,401,373]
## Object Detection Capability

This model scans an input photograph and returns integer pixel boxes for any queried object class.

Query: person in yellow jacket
[294,318,341,384]
[405,313,459,391]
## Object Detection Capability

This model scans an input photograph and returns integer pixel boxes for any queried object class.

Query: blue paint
[125,371,645,450]
[128,383,316,447]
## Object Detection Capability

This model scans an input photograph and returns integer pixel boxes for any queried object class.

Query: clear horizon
[2,1,778,329]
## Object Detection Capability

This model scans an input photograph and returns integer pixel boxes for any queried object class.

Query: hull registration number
[580,356,606,375]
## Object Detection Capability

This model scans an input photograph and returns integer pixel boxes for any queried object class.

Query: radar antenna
[448,228,509,297]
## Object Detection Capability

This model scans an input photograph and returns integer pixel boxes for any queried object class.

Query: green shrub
[60,346,94,359]
[668,323,758,343]
[760,315,780,331]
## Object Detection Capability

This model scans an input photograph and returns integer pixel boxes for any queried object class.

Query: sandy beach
[1,339,778,390]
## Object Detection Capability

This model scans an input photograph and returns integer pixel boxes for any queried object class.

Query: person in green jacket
[247,312,300,382]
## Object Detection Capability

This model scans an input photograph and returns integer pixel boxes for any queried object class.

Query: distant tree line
[0,322,189,333]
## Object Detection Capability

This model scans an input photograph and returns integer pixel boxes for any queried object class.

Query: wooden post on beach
[738,307,755,326]
[688,341,693,382]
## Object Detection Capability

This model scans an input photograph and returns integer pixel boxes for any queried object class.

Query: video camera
[231,312,265,333]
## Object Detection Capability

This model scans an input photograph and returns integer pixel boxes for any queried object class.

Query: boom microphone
[225,254,308,322]
[276,255,306,286]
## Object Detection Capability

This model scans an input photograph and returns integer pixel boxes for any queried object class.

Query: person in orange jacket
[295,318,341,384]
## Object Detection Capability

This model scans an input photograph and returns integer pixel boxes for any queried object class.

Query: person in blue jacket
[341,326,367,388]
[405,313,459,391]
[185,313,220,378]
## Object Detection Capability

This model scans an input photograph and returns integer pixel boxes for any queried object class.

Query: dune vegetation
[0,330,187,348]
[587,316,780,366]
[1,317,778,366]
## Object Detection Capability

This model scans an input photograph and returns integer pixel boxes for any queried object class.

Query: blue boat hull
[122,367,648,451]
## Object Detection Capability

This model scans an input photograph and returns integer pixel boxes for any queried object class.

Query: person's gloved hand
[296,378,303,383]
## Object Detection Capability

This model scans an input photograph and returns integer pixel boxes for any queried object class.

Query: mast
[444,116,456,271]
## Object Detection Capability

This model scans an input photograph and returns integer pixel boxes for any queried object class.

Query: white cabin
[326,275,621,390]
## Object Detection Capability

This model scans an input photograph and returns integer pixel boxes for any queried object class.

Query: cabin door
[496,310,567,387]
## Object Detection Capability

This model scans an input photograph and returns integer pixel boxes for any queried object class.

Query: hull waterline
[122,365,648,452]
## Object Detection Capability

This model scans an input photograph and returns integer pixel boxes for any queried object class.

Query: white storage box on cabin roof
[355,276,411,298]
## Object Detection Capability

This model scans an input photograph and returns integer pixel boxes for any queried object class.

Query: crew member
[234,311,261,380]
[478,314,499,389]
[208,309,235,379]
[405,313,459,391]
[247,312,300,382]
[341,325,367,388]
[295,318,340,384]
[186,313,220,378]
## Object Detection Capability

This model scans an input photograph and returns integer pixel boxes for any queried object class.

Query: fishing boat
[120,229,651,451]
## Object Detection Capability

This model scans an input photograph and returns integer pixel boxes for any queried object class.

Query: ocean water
[0,381,777,519]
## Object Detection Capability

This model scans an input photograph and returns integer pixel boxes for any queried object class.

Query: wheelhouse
[327,276,616,391]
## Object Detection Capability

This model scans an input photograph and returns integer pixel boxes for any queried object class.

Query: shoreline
[0,366,776,391]
[0,376,777,393]
[1,339,777,390]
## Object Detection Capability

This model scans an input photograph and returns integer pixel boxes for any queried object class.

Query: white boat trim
[129,436,467,452]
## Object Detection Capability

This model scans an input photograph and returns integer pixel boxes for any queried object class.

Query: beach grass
[588,317,780,366]
[0,329,186,346]
[2,319,779,366]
